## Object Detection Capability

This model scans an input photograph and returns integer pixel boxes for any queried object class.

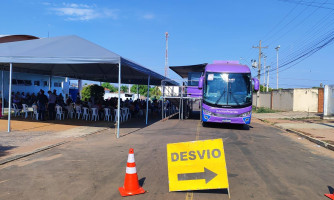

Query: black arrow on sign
[177,167,218,184]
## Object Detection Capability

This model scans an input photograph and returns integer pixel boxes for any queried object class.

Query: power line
[263,30,334,76]
[263,0,333,64]
[267,0,329,48]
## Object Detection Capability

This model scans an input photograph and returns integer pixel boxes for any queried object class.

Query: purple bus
[198,61,259,126]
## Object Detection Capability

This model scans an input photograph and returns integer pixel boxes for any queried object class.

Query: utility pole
[275,45,280,89]
[165,32,169,78]
[263,55,267,92]
[253,40,268,109]
[266,66,270,92]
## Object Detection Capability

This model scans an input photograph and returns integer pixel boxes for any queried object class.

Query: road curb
[0,127,109,166]
[162,112,179,122]
[256,118,334,152]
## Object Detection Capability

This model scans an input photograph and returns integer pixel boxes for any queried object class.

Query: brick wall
[318,88,324,113]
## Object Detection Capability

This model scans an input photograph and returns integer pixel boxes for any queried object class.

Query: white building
[1,71,68,104]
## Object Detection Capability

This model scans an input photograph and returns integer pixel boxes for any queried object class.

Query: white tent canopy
[0,35,177,85]
[0,35,177,137]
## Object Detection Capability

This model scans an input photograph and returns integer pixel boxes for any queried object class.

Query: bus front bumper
[202,114,251,124]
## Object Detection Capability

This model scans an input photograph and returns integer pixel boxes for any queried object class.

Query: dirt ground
[0,117,113,133]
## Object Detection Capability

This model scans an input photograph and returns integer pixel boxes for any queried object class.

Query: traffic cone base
[118,186,145,197]
[325,193,334,200]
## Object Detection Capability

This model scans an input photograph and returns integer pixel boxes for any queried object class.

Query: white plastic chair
[32,105,39,120]
[82,107,90,120]
[22,104,29,118]
[123,108,131,121]
[66,105,75,119]
[75,106,82,119]
[104,108,112,121]
[12,103,21,117]
[114,109,123,123]
[121,108,127,122]
[91,108,99,121]
[56,105,65,120]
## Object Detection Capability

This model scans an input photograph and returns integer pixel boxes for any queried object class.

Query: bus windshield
[203,72,252,108]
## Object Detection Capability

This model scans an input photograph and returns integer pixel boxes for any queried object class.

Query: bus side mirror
[198,76,203,89]
[252,78,259,91]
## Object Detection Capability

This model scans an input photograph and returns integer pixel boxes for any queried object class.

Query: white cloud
[47,3,118,21]
[142,14,155,20]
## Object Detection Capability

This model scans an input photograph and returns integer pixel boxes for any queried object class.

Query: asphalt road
[0,114,333,200]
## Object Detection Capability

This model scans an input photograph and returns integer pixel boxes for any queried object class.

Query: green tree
[121,85,129,93]
[260,84,273,92]
[131,85,149,96]
[101,82,117,92]
[81,84,105,101]
[150,86,162,99]
[253,84,273,92]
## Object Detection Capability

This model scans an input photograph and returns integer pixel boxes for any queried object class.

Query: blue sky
[1,0,333,88]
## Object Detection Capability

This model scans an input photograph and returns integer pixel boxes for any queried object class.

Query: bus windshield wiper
[215,88,226,105]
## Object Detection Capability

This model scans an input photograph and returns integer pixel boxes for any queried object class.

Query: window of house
[17,80,24,85]
[34,81,40,86]
[54,82,61,87]
[24,80,32,86]
[12,79,17,85]
[43,81,48,87]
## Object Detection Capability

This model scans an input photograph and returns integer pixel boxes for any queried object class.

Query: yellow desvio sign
[167,138,229,192]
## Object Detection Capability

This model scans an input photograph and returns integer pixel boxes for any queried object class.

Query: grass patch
[283,117,319,121]
[252,107,279,113]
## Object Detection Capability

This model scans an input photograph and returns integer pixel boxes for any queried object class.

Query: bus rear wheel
[202,122,208,127]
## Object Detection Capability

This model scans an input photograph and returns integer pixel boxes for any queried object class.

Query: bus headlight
[239,111,251,117]
[203,108,213,115]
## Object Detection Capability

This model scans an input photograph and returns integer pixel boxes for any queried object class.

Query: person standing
[48,90,56,120]
[37,90,48,121]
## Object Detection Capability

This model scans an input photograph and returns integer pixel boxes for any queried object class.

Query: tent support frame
[146,76,150,125]
[1,69,4,116]
[8,63,12,132]
[116,60,121,138]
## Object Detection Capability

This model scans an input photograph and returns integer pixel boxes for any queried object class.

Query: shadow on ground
[0,145,17,157]
[172,110,251,131]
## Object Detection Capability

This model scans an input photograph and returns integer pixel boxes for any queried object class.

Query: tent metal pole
[49,76,52,91]
[137,84,139,100]
[181,83,184,120]
[161,81,164,120]
[8,63,12,132]
[117,61,121,139]
[146,76,150,125]
[1,69,4,116]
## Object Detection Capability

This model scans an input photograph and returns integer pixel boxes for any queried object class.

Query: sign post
[167,138,230,197]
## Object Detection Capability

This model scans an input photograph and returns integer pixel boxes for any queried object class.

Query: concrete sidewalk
[0,116,159,165]
[253,111,334,151]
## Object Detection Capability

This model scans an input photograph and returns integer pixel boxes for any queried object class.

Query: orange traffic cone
[119,148,146,197]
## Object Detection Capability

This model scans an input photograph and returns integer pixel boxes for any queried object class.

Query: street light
[275,45,280,89]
